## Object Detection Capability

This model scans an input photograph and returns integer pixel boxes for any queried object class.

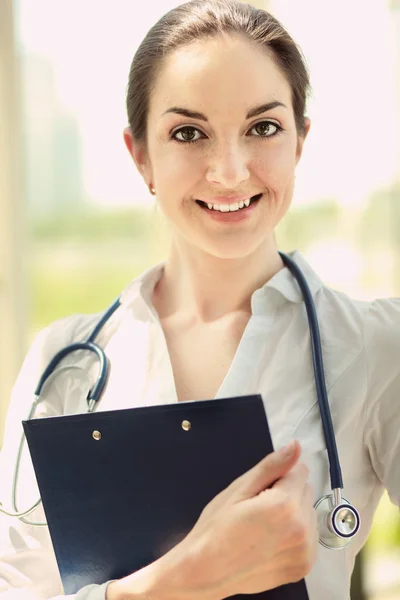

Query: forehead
[149,34,293,120]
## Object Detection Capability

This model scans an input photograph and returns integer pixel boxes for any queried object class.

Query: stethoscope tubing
[34,297,121,402]
[279,253,343,490]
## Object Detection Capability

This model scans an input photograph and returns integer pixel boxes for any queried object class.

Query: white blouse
[1,250,399,600]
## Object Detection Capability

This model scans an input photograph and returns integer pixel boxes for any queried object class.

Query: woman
[1,1,399,599]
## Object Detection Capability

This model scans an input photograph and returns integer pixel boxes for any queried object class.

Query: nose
[205,140,250,189]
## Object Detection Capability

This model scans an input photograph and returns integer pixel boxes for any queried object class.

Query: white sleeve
[0,317,113,600]
[363,298,400,507]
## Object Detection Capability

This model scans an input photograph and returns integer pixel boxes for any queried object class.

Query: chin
[200,237,269,262]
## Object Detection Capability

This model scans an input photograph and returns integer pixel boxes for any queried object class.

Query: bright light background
[16,0,183,206]
[271,0,399,208]
[16,0,400,209]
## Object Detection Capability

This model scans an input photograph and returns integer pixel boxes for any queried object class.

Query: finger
[233,440,302,501]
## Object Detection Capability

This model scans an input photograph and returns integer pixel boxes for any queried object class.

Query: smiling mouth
[196,193,262,213]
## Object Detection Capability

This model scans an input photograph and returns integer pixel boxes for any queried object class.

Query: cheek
[154,147,202,199]
[252,142,297,191]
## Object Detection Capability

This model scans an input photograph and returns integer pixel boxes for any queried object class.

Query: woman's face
[125,34,310,260]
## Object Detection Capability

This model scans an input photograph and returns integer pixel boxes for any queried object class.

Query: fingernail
[280,440,296,458]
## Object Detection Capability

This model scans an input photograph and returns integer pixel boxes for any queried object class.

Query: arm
[0,318,114,600]
[363,298,400,506]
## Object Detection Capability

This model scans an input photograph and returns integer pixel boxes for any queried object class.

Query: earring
[149,184,156,196]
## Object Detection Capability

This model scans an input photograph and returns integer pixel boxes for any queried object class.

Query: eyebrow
[162,101,287,121]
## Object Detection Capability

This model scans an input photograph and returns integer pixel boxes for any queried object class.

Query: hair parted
[126,0,311,142]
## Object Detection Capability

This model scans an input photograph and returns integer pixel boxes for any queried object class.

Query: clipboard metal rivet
[181,420,191,431]
[92,430,102,441]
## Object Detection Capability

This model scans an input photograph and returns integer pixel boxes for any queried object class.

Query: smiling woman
[1,2,400,600]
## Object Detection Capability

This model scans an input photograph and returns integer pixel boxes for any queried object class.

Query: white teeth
[202,198,252,212]
[199,196,261,212]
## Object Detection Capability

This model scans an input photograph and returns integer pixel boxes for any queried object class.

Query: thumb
[235,440,301,500]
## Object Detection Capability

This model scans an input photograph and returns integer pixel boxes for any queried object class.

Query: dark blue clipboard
[23,394,309,598]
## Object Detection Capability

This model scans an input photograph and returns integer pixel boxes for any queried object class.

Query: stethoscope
[0,252,360,549]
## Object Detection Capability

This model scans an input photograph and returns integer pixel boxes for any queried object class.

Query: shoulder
[315,284,369,328]
[29,261,164,367]
[316,283,400,352]
[294,244,400,344]
[312,282,400,398]
[10,311,106,410]
[312,285,369,362]
[31,312,105,365]
[290,251,371,337]
[362,297,400,367]
[298,253,400,395]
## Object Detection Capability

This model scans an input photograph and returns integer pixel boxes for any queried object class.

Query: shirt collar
[119,250,324,314]
[119,262,165,313]
[258,250,324,304]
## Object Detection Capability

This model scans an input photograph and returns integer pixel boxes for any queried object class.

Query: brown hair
[126,0,310,143]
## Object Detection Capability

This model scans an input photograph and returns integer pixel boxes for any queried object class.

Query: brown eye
[249,121,280,137]
[173,126,203,143]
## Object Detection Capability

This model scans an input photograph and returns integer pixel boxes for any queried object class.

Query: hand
[176,439,318,598]
[107,440,318,600]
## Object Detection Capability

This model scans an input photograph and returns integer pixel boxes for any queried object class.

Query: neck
[153,239,284,322]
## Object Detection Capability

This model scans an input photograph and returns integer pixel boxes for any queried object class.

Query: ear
[123,127,153,185]
[295,117,311,166]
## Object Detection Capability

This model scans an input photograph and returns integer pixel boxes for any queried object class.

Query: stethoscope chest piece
[314,491,360,549]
